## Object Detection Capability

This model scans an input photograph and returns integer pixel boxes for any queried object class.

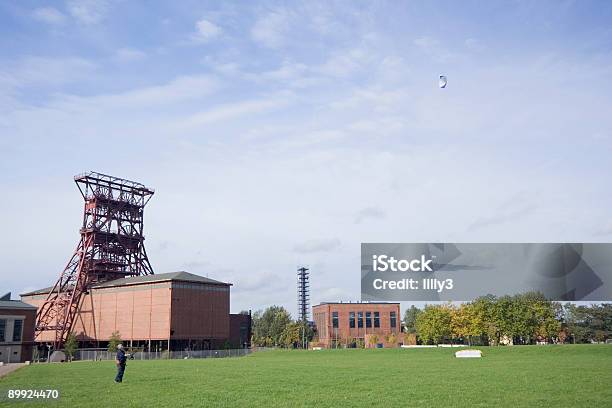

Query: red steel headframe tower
[35,172,155,348]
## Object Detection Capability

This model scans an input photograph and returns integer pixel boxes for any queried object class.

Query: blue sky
[1,1,611,316]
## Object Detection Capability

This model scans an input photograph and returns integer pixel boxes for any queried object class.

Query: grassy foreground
[1,345,611,407]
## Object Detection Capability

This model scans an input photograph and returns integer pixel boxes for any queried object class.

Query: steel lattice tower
[35,172,155,348]
[297,267,310,321]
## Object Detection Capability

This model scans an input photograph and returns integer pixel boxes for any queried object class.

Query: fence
[74,348,254,361]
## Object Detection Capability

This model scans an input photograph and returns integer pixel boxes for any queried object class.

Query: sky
[1,0,611,317]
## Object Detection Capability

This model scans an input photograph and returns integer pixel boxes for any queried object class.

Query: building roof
[0,300,37,310]
[0,293,37,310]
[21,271,231,297]
[20,286,54,296]
[92,271,231,288]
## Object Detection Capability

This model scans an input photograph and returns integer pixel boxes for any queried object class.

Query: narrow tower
[35,172,155,348]
[297,266,310,322]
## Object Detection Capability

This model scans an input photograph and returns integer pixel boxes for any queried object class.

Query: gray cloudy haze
[1,1,611,317]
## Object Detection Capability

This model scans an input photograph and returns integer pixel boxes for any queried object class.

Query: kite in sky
[439,75,447,88]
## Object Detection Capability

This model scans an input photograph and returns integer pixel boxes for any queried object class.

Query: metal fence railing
[74,348,254,361]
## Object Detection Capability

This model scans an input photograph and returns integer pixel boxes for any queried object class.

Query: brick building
[21,271,250,351]
[0,293,37,363]
[313,302,402,348]
[229,313,252,349]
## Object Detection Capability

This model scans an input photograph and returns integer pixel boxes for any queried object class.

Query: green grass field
[1,345,611,407]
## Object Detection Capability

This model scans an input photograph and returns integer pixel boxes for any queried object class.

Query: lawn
[1,345,611,407]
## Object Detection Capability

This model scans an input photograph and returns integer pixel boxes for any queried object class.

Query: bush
[355,338,365,349]
[367,335,379,347]
[64,333,78,361]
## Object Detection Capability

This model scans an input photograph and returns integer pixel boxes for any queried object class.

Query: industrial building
[23,172,251,353]
[0,293,37,363]
[22,271,249,351]
[313,302,410,348]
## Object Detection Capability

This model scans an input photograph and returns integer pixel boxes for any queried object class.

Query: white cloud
[469,204,538,231]
[232,272,283,292]
[114,47,146,62]
[413,36,454,62]
[294,239,342,254]
[240,60,322,88]
[0,57,97,91]
[464,38,485,51]
[315,48,369,78]
[413,36,439,49]
[53,74,219,110]
[67,0,110,24]
[193,19,222,42]
[354,207,386,224]
[32,7,66,25]
[251,10,291,48]
[177,93,293,129]
[593,223,612,237]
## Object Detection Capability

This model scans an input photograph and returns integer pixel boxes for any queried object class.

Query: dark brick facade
[229,313,251,348]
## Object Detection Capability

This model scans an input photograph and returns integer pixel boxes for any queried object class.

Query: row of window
[0,319,23,342]
[332,311,397,329]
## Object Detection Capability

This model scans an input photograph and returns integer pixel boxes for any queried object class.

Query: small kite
[439,75,447,88]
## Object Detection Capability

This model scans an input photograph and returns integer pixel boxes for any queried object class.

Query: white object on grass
[455,349,482,358]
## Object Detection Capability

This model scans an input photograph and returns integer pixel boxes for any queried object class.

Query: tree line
[404,293,612,345]
[252,295,611,348]
[251,306,314,347]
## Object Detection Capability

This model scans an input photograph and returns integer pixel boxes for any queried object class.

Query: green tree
[279,322,302,348]
[494,295,517,343]
[252,306,292,346]
[108,331,122,352]
[471,295,498,345]
[451,303,478,345]
[564,304,593,343]
[416,304,452,345]
[297,320,315,348]
[64,333,78,361]
[529,293,560,343]
[510,293,535,343]
[403,306,421,334]
[591,304,612,342]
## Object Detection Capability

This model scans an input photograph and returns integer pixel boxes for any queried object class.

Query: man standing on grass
[115,344,127,383]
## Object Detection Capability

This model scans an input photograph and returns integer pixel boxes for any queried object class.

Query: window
[366,312,372,328]
[374,312,380,328]
[332,312,339,328]
[12,320,23,342]
[0,319,5,342]
[357,312,364,328]
[349,312,355,328]
[390,311,397,329]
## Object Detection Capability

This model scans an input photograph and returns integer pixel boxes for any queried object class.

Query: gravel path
[0,363,25,378]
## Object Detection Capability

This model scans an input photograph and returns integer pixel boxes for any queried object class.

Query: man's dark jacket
[117,349,127,365]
